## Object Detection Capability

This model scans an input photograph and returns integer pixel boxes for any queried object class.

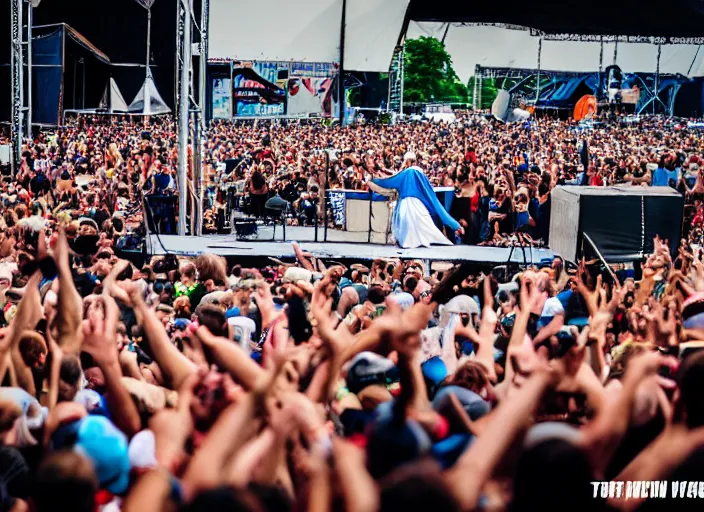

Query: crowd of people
[205,114,704,248]
[0,110,704,511]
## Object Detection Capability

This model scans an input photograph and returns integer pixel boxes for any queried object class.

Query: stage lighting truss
[175,0,209,236]
[455,23,704,45]
[388,45,404,114]
[532,31,704,45]
[10,0,33,174]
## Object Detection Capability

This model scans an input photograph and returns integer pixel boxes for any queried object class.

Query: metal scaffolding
[10,0,33,173]
[535,37,542,102]
[472,64,482,109]
[175,0,208,236]
[637,44,669,115]
[471,29,684,117]
[388,45,404,113]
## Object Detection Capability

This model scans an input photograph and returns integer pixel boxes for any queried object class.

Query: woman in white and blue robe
[368,157,461,248]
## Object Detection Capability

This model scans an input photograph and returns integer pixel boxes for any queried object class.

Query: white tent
[99,77,129,113]
[128,69,171,115]
[208,0,410,72]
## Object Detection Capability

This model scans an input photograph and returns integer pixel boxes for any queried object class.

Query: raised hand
[149,372,198,472]
[372,297,434,358]
[81,293,120,366]
[310,278,347,354]
[253,282,278,329]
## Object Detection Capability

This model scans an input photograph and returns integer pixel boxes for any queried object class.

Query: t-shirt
[30,172,50,196]
[651,167,669,187]
[537,195,551,243]
[538,296,565,328]
[153,172,171,194]
[450,196,472,226]
[496,199,513,234]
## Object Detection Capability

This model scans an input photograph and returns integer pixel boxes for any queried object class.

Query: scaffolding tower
[9,0,34,173]
[387,45,404,113]
[175,0,209,236]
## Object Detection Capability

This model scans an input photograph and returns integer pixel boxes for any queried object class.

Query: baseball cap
[54,416,130,494]
[431,433,474,469]
[390,292,414,311]
[172,318,192,330]
[432,385,490,422]
[0,387,47,447]
[345,352,397,394]
[366,416,432,479]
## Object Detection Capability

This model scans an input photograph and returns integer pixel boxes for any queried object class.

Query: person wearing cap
[367,152,462,248]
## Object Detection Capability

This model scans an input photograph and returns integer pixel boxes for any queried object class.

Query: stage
[147,229,554,265]
[232,224,392,245]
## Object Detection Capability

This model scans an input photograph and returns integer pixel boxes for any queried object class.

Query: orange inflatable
[573,94,597,121]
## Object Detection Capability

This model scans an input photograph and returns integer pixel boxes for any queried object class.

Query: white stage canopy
[208,0,410,72]
[406,23,704,83]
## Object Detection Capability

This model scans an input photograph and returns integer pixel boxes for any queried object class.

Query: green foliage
[348,87,362,107]
[403,36,469,104]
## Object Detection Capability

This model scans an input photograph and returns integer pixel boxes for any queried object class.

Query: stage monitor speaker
[549,186,683,263]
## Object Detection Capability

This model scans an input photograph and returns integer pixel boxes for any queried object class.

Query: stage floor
[240,225,392,245]
[147,227,553,265]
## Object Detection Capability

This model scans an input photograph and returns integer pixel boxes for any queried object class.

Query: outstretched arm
[367,181,395,198]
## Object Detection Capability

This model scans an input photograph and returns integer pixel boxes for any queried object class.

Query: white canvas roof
[208,3,704,78]
[208,0,410,72]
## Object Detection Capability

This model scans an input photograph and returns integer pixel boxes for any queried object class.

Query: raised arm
[8,272,44,395]
[126,283,196,389]
[80,294,142,437]
[54,228,83,354]
[446,367,554,510]
[190,325,265,391]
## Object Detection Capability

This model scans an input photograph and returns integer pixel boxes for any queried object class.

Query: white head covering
[128,429,157,470]
[404,152,417,162]
[390,292,414,311]
[74,389,102,412]
[0,387,47,447]
[438,295,480,329]
[421,295,480,373]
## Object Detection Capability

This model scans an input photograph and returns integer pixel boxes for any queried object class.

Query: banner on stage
[211,59,337,118]
[232,61,286,117]
[328,191,346,227]
[287,77,335,117]
[212,78,232,119]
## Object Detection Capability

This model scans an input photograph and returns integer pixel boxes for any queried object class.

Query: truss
[175,0,208,236]
[387,45,404,113]
[476,64,686,116]
[9,0,32,173]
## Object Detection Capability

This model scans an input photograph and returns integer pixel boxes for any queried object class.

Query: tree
[403,36,469,104]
